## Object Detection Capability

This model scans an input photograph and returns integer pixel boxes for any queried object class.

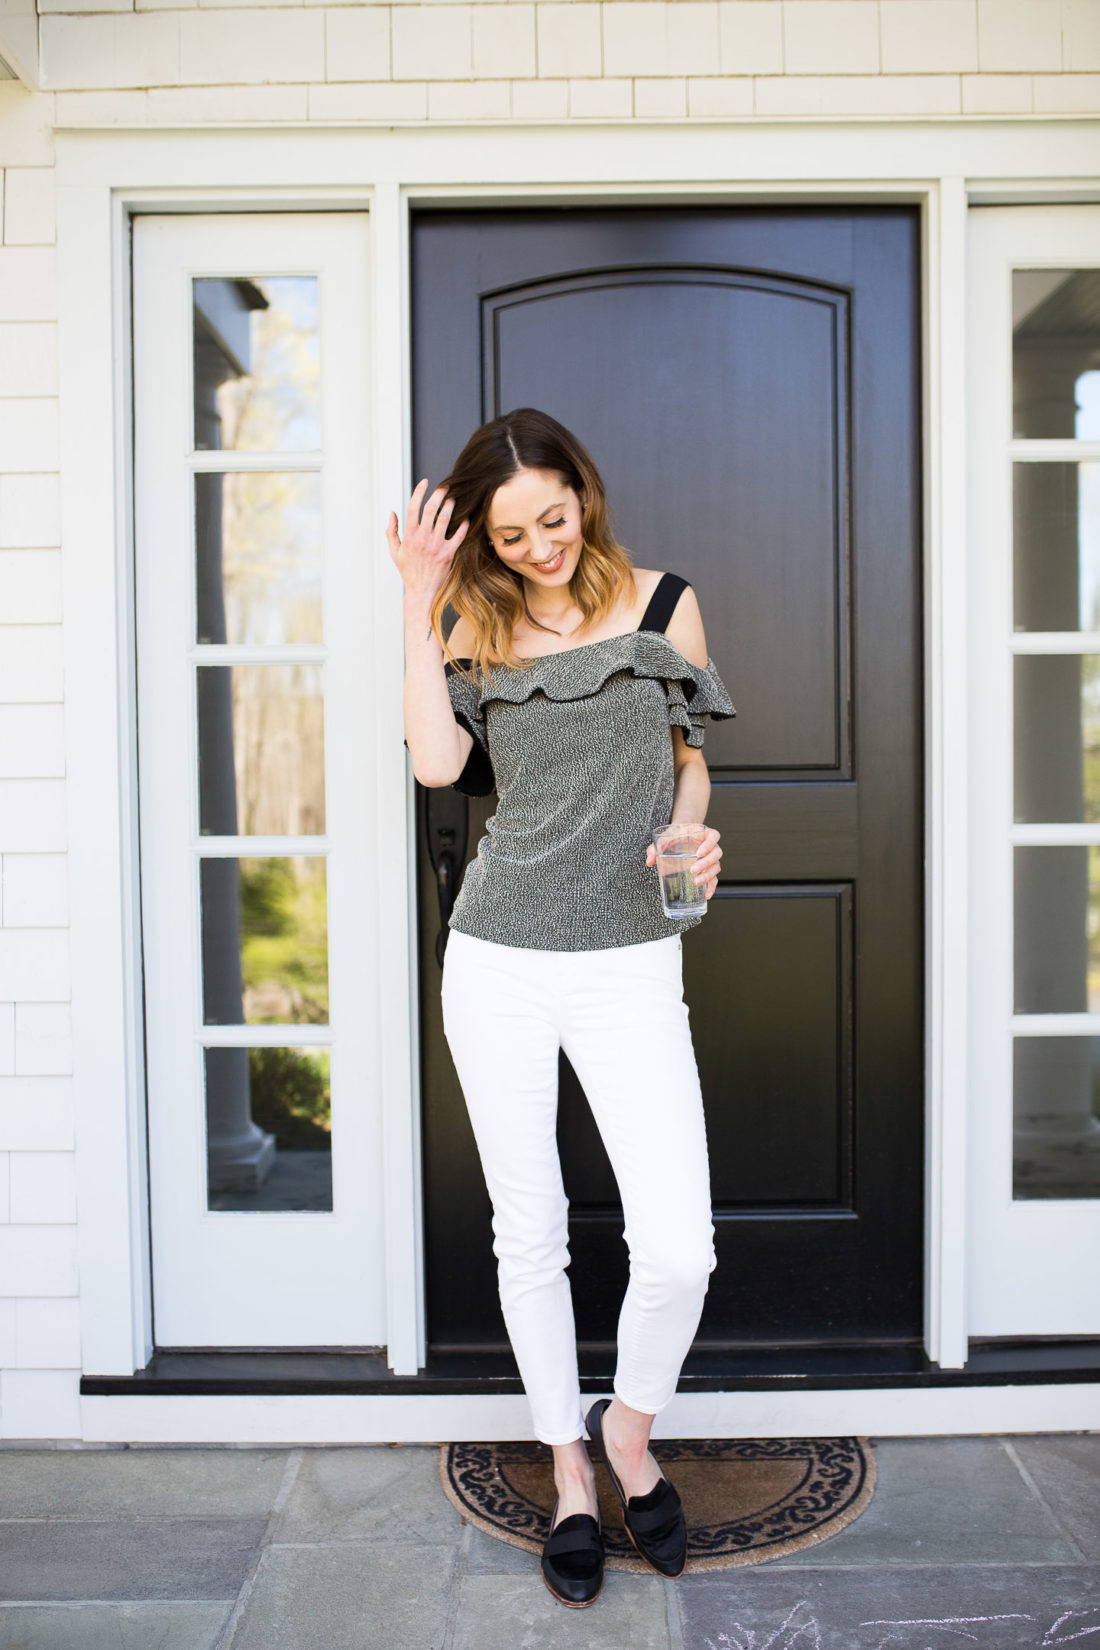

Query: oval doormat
[440,1436,876,1571]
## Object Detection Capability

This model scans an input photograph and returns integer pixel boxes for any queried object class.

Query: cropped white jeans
[440,925,717,1445]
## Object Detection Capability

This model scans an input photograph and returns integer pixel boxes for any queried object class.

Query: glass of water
[651,822,709,919]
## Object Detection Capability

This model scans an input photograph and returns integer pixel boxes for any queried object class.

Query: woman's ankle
[553,1459,596,1492]
[551,1438,596,1488]
[604,1396,655,1462]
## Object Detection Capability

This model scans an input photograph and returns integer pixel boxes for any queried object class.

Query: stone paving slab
[676,1566,1100,1650]
[272,1444,465,1546]
[766,1438,1075,1567]
[230,1541,456,1650]
[465,1523,541,1573]
[0,1517,267,1601]
[0,1447,288,1518]
[0,1602,231,1650]
[1010,1433,1100,1560]
[450,1571,672,1650]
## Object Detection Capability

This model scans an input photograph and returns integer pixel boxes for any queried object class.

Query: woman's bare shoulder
[630,567,666,615]
[662,578,708,669]
[445,613,476,658]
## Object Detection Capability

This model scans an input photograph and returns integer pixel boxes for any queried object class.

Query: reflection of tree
[220,470,322,647]
[217,282,323,654]
[229,663,324,839]
[216,277,320,453]
[240,857,328,1024]
[247,1047,331,1150]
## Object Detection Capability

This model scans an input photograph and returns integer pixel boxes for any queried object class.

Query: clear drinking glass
[652,822,709,918]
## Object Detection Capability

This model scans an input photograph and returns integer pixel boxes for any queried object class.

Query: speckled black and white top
[441,571,736,952]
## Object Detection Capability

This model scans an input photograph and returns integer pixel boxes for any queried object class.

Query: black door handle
[423,785,469,968]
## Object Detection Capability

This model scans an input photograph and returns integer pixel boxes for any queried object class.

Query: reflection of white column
[205,1045,276,1192]
[1014,341,1100,1172]
[196,324,276,1192]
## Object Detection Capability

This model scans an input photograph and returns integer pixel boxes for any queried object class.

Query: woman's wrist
[403,594,440,640]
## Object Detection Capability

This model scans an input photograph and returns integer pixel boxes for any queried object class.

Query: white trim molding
[80,1385,1100,1445]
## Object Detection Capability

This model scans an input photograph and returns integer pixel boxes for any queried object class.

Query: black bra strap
[637,571,690,635]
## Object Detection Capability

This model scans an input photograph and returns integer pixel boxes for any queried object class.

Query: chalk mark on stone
[1041,1610,1100,1646]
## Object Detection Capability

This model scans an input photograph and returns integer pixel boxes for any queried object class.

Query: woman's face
[485,467,585,592]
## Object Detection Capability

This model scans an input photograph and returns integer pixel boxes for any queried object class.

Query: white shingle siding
[1,857,68,929]
[1035,70,1100,110]
[3,5,1095,119]
[0,1224,78,1296]
[719,4,783,76]
[976,0,1062,73]
[880,1,978,76]
[14,1297,81,1368]
[392,6,474,78]
[0,930,71,1002]
[0,1078,74,1153]
[14,1006,72,1077]
[537,3,602,77]
[40,13,182,90]
[474,3,536,77]
[1064,0,1100,72]
[0,617,63,702]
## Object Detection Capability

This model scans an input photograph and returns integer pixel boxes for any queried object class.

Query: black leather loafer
[540,1494,605,1607]
[585,1397,688,1578]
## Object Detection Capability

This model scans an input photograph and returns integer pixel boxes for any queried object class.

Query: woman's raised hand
[386,479,469,606]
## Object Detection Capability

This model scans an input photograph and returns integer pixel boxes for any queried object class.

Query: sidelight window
[192,274,333,1214]
[1011,266,1100,1200]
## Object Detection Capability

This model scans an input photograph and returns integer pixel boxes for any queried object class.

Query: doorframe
[52,120,1100,1428]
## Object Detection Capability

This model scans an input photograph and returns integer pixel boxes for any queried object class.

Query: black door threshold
[80,1338,1100,1397]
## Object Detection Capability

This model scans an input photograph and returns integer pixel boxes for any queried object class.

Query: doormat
[440,1436,876,1572]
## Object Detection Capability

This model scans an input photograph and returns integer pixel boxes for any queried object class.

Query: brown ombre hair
[430,408,636,680]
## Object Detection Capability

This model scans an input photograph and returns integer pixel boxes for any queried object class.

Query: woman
[387,408,736,1608]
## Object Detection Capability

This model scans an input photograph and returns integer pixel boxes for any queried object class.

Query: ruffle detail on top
[447,629,736,751]
[442,663,496,797]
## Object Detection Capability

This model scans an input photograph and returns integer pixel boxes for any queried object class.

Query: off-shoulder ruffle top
[442,571,736,951]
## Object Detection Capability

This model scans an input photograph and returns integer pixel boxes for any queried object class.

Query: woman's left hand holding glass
[645,825,722,901]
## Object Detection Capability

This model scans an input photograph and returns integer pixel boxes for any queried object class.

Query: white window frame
[966,203,1100,1336]
[132,211,389,1349]
[53,119,1100,1439]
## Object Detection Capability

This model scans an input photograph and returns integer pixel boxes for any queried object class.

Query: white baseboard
[70,1385,1100,1445]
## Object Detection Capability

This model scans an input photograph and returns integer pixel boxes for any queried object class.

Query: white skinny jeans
[440,925,717,1445]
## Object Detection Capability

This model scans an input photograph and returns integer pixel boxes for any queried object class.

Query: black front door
[413,206,923,1359]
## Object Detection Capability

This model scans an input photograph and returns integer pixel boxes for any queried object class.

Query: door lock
[423,785,469,968]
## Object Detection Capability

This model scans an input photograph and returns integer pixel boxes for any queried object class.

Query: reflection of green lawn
[241,857,328,1023]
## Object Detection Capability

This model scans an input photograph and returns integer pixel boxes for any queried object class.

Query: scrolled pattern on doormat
[440,1436,877,1572]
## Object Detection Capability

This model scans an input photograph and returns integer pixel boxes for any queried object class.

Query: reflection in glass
[196,471,322,645]
[205,1045,333,1212]
[1014,654,1100,823]
[197,663,324,837]
[1013,268,1100,440]
[201,856,328,1026]
[1014,462,1100,632]
[1013,1037,1100,1200]
[193,275,321,453]
[1080,371,1100,440]
[1015,844,1100,1014]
